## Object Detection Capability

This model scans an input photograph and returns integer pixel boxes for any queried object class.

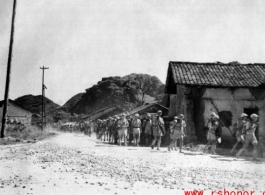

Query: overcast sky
[0,0,265,105]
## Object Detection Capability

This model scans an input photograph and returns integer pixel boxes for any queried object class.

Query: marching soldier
[131,113,142,147]
[108,117,114,143]
[168,114,186,152]
[113,116,119,144]
[144,113,153,146]
[236,114,259,161]
[151,110,165,150]
[117,113,129,146]
[230,113,248,154]
[203,112,220,154]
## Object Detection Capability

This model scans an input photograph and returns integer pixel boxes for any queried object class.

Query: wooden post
[1,0,18,138]
[40,66,49,130]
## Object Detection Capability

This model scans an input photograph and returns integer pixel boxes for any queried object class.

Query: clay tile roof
[165,61,265,93]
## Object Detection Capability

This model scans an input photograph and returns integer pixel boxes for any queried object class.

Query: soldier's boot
[124,136,128,147]
[230,142,239,154]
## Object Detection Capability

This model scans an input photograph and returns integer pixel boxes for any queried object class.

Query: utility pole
[1,0,18,138]
[40,66,49,130]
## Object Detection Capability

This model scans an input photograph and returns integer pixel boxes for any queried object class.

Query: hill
[67,74,166,115]
[61,93,85,112]
[14,95,61,115]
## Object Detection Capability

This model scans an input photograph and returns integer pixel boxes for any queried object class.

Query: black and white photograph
[0,0,265,195]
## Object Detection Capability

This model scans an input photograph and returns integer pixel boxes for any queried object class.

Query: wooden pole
[40,66,49,130]
[1,0,18,138]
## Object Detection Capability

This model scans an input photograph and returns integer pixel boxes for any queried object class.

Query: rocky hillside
[60,93,85,112]
[68,74,166,115]
[14,95,60,115]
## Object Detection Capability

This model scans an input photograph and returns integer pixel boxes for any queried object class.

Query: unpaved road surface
[0,132,265,195]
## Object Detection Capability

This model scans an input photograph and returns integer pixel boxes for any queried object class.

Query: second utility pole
[40,66,49,131]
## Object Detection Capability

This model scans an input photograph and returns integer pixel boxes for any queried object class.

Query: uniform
[203,116,219,154]
[151,112,165,150]
[236,118,259,160]
[117,116,129,146]
[144,118,153,145]
[230,117,247,154]
[168,118,186,152]
[131,117,141,147]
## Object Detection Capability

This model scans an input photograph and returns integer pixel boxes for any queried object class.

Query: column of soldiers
[89,110,263,161]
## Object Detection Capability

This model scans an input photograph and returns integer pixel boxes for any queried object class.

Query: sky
[1,0,265,106]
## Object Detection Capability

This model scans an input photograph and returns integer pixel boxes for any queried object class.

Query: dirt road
[0,132,264,195]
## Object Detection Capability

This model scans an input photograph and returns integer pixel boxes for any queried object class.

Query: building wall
[197,88,265,140]
[0,102,32,125]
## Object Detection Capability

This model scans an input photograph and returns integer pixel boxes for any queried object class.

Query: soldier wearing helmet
[131,113,142,147]
[144,113,153,146]
[230,113,248,154]
[168,114,186,152]
[203,112,220,154]
[117,114,129,146]
[236,113,259,161]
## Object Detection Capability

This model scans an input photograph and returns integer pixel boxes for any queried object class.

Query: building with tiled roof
[165,61,265,142]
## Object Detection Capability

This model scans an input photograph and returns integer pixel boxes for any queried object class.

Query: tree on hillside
[130,76,153,105]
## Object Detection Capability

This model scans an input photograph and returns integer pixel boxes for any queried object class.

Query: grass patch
[0,125,57,145]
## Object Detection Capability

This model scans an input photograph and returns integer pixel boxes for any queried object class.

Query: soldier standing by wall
[236,114,259,161]
[131,113,142,147]
[151,110,165,150]
[230,113,248,154]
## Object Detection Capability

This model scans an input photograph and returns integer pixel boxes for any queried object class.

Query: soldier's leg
[230,141,240,154]
[133,132,136,147]
[137,133,141,146]
[124,135,127,146]
[211,141,217,154]
[151,136,157,149]
[252,137,259,160]
[168,139,175,151]
[179,138,183,153]
[157,136,161,150]
[118,134,121,146]
[236,140,250,158]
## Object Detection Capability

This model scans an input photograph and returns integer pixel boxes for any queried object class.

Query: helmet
[157,110,162,113]
[250,114,258,119]
[174,116,179,120]
[240,113,248,118]
[135,113,140,117]
[213,115,219,120]
[179,114,185,118]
